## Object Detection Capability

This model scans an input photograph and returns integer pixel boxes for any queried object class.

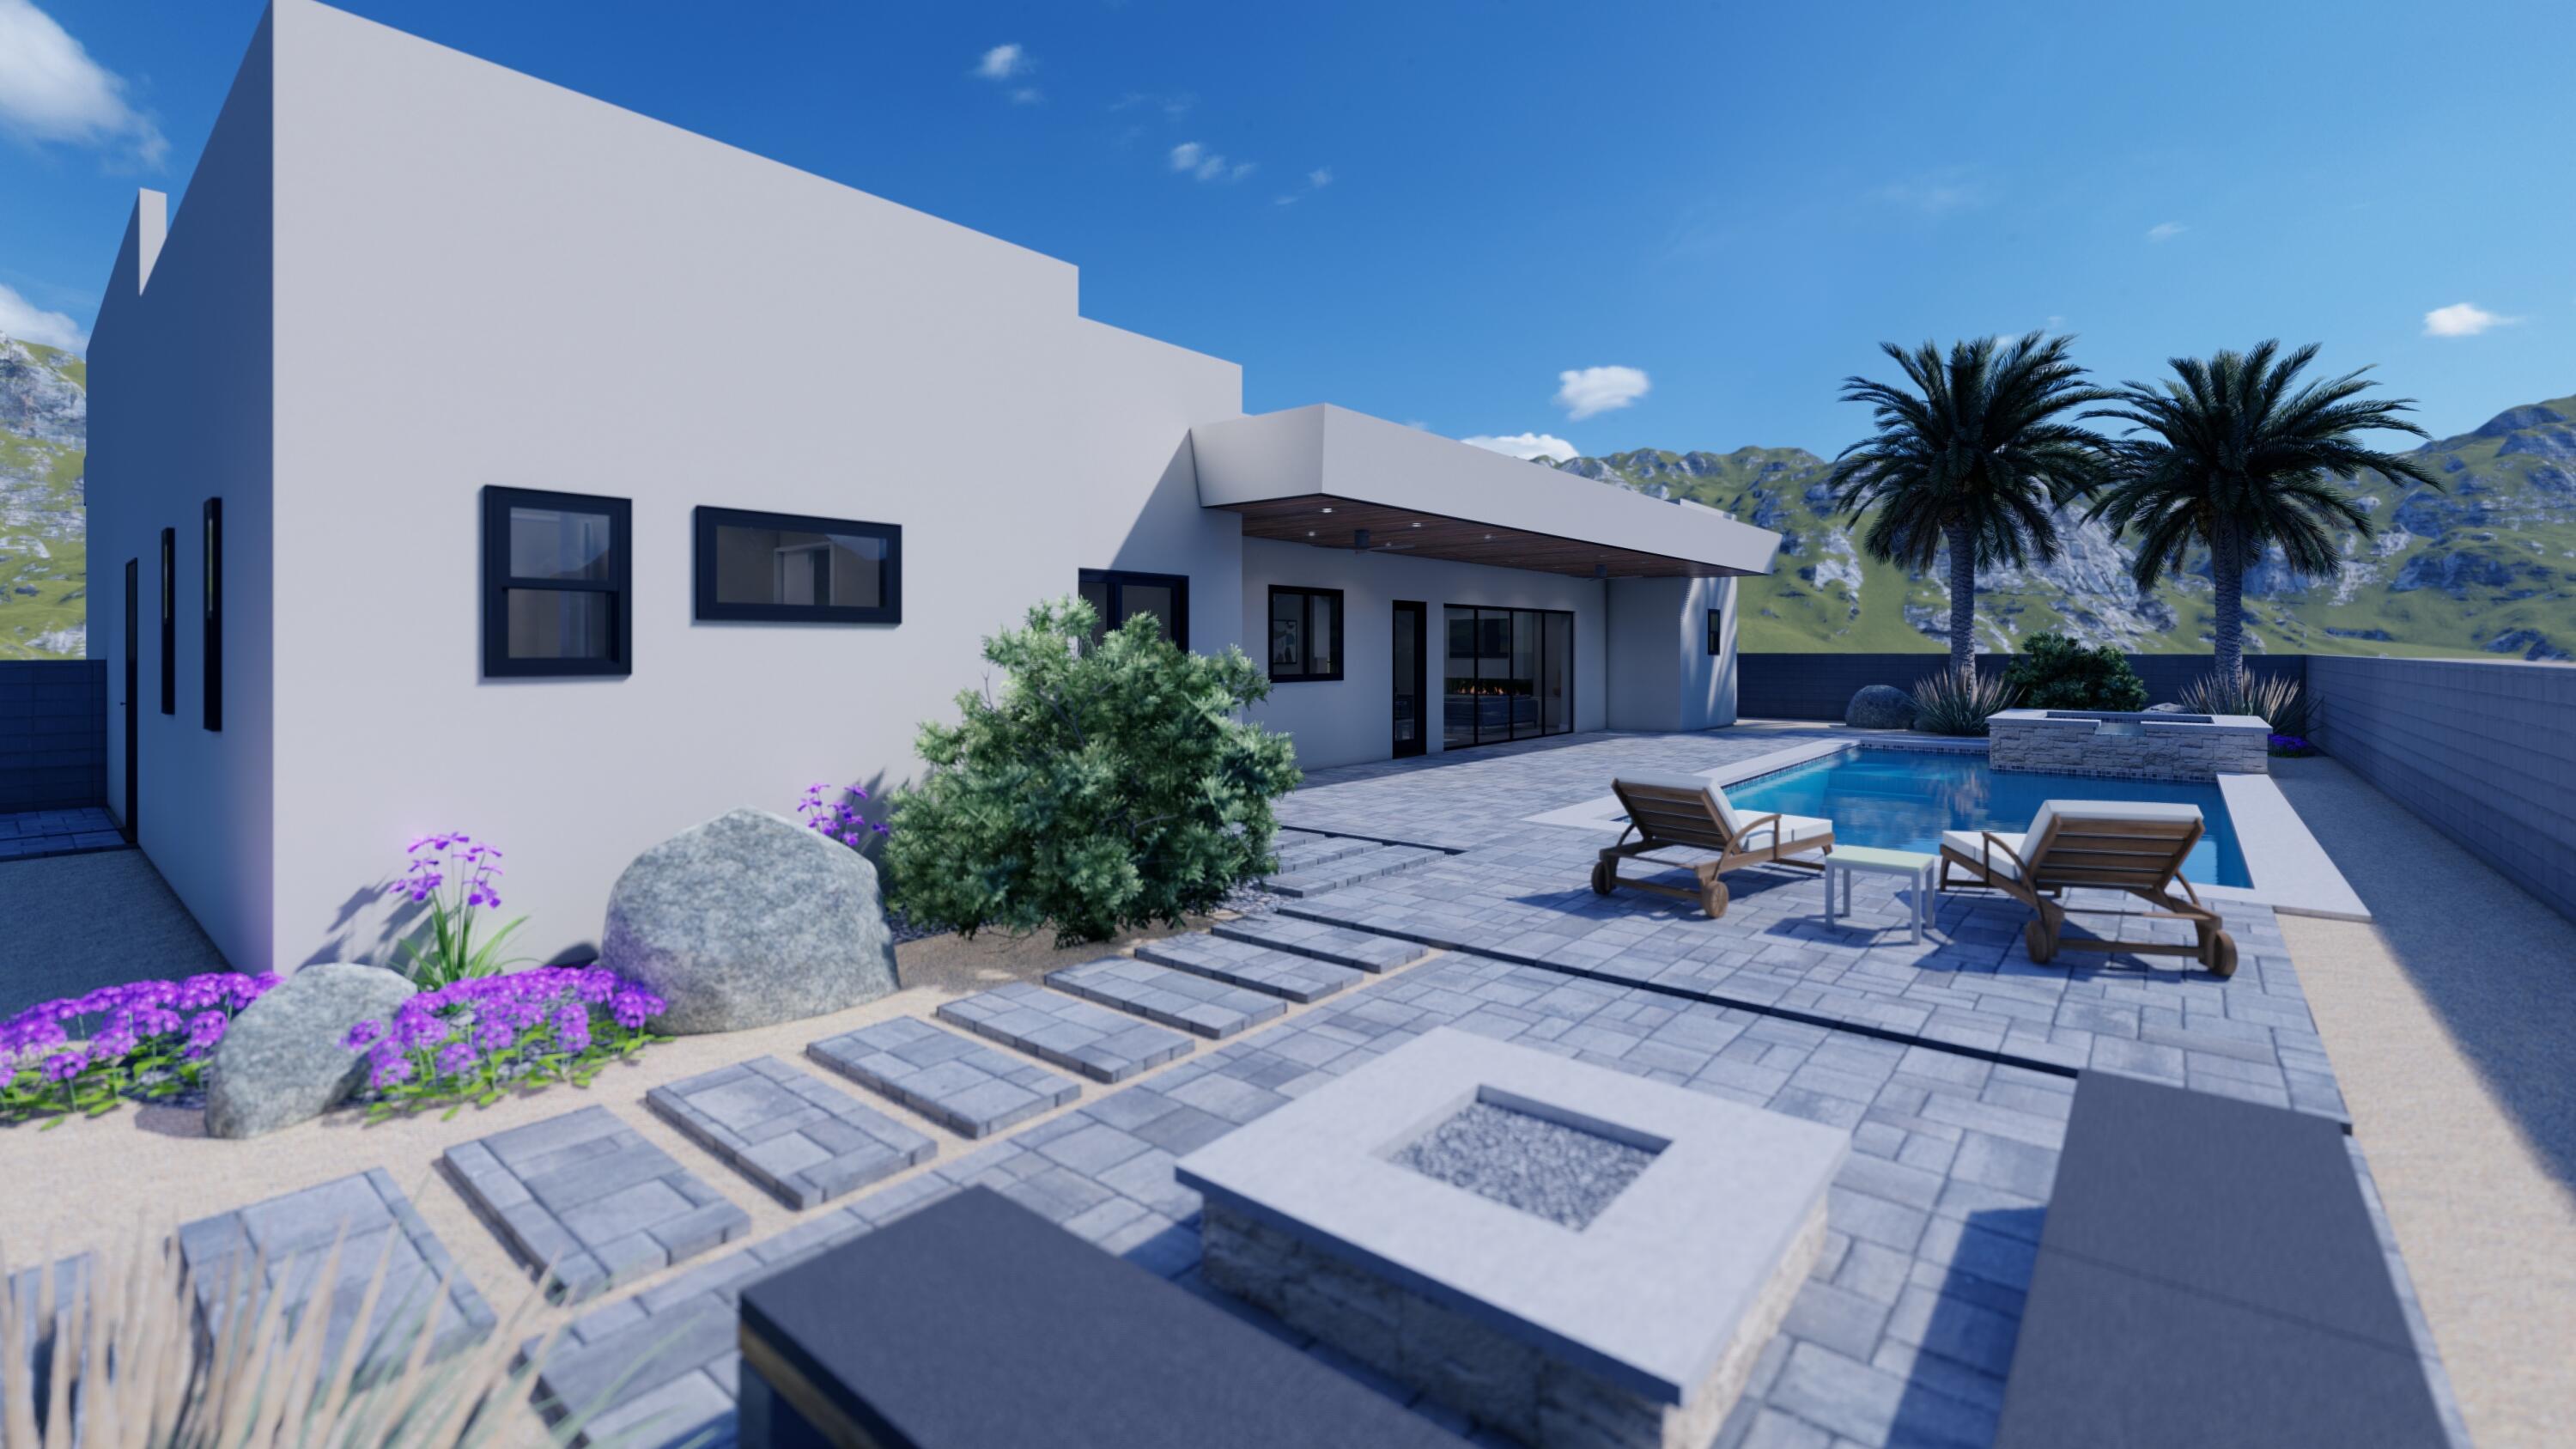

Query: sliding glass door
[1442,606,1574,749]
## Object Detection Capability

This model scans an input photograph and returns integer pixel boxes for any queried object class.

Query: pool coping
[1520,737,2369,922]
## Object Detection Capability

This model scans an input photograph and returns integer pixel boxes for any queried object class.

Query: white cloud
[1872,172,1984,216]
[1553,365,1650,421]
[2145,221,2187,242]
[1010,87,1042,105]
[973,44,1026,80]
[1308,167,1332,189]
[0,281,87,351]
[2423,302,2516,338]
[0,0,166,166]
[1463,432,1579,463]
[1169,141,1251,183]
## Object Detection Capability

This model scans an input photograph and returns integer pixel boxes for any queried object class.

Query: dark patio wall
[1738,652,2306,721]
[0,659,107,813]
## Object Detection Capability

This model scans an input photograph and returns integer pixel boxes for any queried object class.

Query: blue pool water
[1724,748,2251,888]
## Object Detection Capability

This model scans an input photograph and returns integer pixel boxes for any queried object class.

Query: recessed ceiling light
[1411,521,1422,528]
[1321,507,1335,514]
[1305,530,1316,538]
[1483,533,1493,540]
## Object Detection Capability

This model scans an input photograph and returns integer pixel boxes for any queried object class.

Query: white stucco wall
[83,17,279,971]
[1239,538,1606,770]
[205,0,1237,968]
[1603,575,1740,733]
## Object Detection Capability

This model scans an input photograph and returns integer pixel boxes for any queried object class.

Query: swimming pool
[1725,747,2251,888]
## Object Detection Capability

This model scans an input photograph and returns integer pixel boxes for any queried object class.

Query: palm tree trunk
[1946,522,1977,674]
[2210,525,2245,680]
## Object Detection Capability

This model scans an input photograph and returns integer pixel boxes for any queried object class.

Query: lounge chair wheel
[2023,919,2056,964]
[1701,880,1729,919]
[1590,860,1613,896]
[2206,932,2238,979]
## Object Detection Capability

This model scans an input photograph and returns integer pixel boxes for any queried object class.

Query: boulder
[602,808,898,1034]
[1844,685,1917,730]
[206,964,416,1139]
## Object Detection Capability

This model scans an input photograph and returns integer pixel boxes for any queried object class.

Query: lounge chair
[1936,801,2237,977]
[1591,774,1834,919]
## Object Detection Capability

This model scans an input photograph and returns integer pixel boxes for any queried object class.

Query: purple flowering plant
[2,972,277,1127]
[797,782,892,850]
[2267,733,2317,757]
[389,832,534,987]
[343,965,665,1121]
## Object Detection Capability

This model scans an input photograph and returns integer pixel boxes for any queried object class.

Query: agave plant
[1910,667,2020,737]
[2177,668,2312,737]
[0,1222,612,1449]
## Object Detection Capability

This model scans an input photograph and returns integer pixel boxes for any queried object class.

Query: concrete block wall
[0,660,108,813]
[2308,656,2576,925]
[1738,652,2307,721]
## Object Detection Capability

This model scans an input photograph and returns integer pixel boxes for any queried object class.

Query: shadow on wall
[295,766,901,973]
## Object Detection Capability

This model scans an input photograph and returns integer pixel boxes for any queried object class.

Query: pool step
[1266,831,1379,875]
[1211,916,1435,974]
[1043,958,1287,1040]
[1262,843,1444,898]
[1131,934,1364,1004]
[934,983,1193,1083]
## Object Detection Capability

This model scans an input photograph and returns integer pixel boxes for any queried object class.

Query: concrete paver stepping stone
[1263,843,1444,898]
[1212,914,1435,973]
[1045,957,1289,1039]
[1267,831,1379,874]
[176,1168,495,1380]
[443,1105,750,1303]
[1132,932,1364,1003]
[810,1016,1081,1138]
[647,1056,937,1210]
[936,983,1193,1082]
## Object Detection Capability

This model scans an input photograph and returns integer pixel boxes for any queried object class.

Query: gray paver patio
[936,982,1195,1081]
[538,949,2464,1449]
[1267,829,1379,874]
[808,1016,1081,1137]
[444,1105,751,1302]
[1211,912,1434,972]
[177,1168,495,1381]
[645,1056,935,1209]
[1263,842,1448,898]
[1133,931,1365,1002]
[1046,956,1289,1038]
[0,806,127,861]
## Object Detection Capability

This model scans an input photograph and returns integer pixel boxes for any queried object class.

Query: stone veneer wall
[1988,716,2269,780]
[1200,1201,1823,1449]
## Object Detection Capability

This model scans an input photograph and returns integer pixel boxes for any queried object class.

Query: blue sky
[4,0,2570,456]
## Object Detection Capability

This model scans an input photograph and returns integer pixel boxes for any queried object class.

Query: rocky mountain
[0,336,88,660]
[1553,391,2576,661]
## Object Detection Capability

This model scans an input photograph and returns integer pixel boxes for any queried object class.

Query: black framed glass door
[1442,606,1573,749]
[1393,601,1426,758]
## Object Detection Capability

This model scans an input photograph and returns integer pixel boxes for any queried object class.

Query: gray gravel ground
[1394,1099,1661,1230]
[0,849,230,1019]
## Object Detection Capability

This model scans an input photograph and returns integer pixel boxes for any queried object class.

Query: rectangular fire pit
[1175,1029,1846,1449]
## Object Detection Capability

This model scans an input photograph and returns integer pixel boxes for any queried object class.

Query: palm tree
[2087,341,2440,680]
[1828,332,2111,672]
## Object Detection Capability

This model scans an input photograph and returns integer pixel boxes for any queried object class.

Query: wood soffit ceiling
[1215,494,1754,579]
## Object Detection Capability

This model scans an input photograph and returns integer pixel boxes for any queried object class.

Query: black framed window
[158,527,175,714]
[694,507,901,624]
[482,486,632,678]
[1707,605,1725,655]
[1078,569,1188,649]
[1267,586,1344,682]
[1442,605,1574,749]
[202,499,222,731]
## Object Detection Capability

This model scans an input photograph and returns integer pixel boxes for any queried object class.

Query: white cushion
[1616,772,1743,836]
[2026,800,2202,843]
[1942,829,2026,880]
[1737,814,1832,853]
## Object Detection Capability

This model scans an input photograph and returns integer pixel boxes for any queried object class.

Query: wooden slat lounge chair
[1936,801,2237,977]
[1591,773,1834,919]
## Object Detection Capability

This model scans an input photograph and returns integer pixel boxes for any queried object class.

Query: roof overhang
[1188,405,1782,580]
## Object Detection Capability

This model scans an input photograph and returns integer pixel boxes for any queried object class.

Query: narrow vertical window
[159,527,175,714]
[482,485,632,677]
[202,498,222,731]
[1706,605,1724,655]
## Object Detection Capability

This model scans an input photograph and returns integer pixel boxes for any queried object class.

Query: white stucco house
[85,0,1780,974]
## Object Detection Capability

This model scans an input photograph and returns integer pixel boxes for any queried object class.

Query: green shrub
[884,598,1302,947]
[2178,667,2312,736]
[1909,667,2020,736]
[2001,632,2148,711]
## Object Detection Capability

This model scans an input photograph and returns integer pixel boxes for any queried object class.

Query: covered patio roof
[1188,405,1781,579]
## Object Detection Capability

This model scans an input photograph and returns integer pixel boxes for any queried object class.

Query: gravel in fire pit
[1393,1099,1661,1230]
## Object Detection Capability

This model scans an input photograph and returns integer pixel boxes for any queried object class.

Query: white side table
[1822,845,1938,943]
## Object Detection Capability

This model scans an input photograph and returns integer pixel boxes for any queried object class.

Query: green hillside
[0,337,88,661]
[1553,392,2576,661]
